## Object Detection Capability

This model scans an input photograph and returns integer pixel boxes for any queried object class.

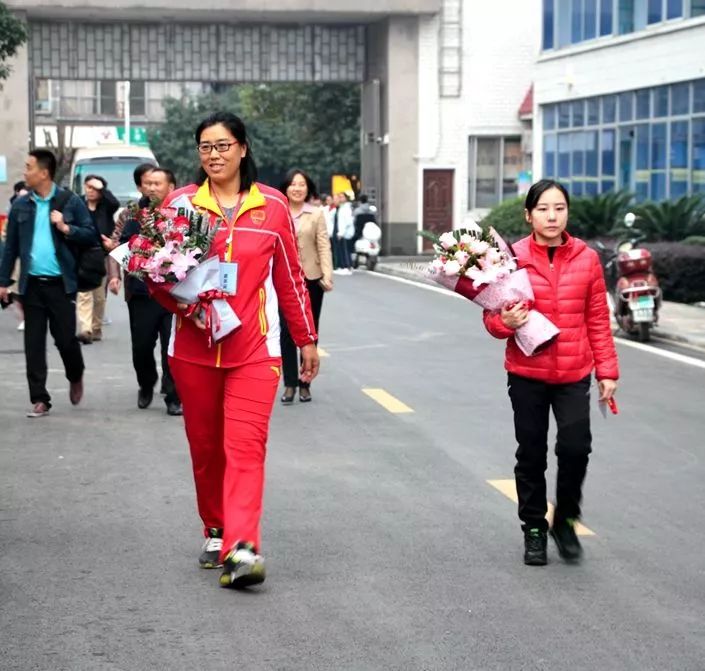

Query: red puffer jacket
[483,232,619,384]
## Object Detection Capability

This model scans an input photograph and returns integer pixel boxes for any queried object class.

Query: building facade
[534,1,705,201]
[414,0,541,250]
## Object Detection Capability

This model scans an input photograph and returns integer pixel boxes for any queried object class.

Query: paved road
[1,273,704,671]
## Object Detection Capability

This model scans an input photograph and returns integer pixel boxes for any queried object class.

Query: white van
[69,145,157,205]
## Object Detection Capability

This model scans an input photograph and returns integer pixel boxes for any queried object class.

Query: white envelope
[109,242,131,267]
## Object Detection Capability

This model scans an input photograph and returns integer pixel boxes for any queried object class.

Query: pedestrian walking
[107,167,183,416]
[2,181,29,331]
[279,168,333,405]
[332,192,354,274]
[149,112,318,588]
[0,150,97,417]
[483,179,619,566]
[77,175,119,343]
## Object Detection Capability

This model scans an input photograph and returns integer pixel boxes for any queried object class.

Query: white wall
[417,0,542,246]
[533,16,705,178]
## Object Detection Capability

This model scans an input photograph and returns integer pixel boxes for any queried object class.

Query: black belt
[30,275,63,284]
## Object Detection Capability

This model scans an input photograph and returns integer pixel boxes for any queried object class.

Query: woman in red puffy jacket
[483,179,618,567]
[151,112,319,589]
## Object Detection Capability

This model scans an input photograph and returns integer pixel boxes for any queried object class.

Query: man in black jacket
[107,167,183,416]
[76,175,119,343]
[0,150,98,417]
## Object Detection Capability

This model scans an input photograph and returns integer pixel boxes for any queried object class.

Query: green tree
[0,1,27,84]
[148,83,361,192]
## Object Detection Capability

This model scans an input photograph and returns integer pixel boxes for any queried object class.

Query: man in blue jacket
[0,150,98,417]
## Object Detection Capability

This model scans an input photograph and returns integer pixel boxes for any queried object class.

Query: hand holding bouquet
[421,225,560,356]
[114,203,240,344]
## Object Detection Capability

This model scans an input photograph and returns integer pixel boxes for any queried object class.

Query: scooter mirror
[624,212,636,228]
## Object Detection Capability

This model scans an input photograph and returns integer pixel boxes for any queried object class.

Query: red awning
[518,85,533,119]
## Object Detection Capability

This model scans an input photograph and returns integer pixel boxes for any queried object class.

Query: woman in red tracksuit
[483,179,619,567]
[151,112,319,588]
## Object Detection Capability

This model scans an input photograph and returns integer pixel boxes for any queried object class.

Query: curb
[373,263,705,352]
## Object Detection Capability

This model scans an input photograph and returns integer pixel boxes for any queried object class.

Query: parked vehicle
[353,221,382,271]
[69,145,157,205]
[598,213,661,342]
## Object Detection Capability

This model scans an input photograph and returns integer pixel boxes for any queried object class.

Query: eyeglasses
[197,141,238,154]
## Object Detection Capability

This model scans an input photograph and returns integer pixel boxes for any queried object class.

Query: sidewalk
[374,256,705,351]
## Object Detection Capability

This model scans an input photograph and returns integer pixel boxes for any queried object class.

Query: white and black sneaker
[219,541,266,589]
[198,528,224,569]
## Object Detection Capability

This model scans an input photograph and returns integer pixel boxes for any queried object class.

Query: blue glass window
[671,122,689,198]
[543,0,555,49]
[693,0,705,18]
[602,95,617,123]
[585,181,599,196]
[587,99,599,125]
[585,131,599,176]
[652,123,667,169]
[544,134,557,177]
[584,0,598,39]
[572,132,585,175]
[558,2,573,45]
[543,105,557,131]
[671,121,688,168]
[558,103,571,129]
[618,0,635,33]
[601,179,616,192]
[635,90,650,119]
[572,100,585,127]
[648,0,662,22]
[654,86,669,117]
[600,0,613,34]
[601,129,616,175]
[667,0,683,18]
[694,80,705,113]
[619,92,633,121]
[573,181,585,196]
[635,182,649,202]
[558,134,571,178]
[572,0,583,42]
[650,173,666,200]
[636,125,650,170]
[693,119,705,193]
[671,83,689,115]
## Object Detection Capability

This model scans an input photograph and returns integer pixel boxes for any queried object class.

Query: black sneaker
[523,528,548,566]
[219,541,266,588]
[550,518,583,562]
[137,387,153,409]
[166,401,183,416]
[199,528,224,569]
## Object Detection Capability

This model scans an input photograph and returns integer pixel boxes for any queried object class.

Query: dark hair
[524,179,570,211]
[359,194,368,204]
[84,174,107,188]
[29,149,57,180]
[280,168,318,202]
[194,112,257,189]
[149,167,176,187]
[13,180,26,193]
[133,162,155,188]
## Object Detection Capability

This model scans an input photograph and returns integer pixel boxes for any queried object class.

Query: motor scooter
[598,213,661,343]
[353,221,382,271]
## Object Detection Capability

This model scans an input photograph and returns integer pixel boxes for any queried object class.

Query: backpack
[53,189,106,292]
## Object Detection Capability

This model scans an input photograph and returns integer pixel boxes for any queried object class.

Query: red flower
[128,234,141,251]
[166,231,185,244]
[173,215,190,229]
[127,255,146,272]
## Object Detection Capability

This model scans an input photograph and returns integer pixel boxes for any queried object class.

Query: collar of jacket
[192,179,266,220]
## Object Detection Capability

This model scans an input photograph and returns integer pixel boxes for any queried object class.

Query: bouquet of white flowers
[421,226,559,356]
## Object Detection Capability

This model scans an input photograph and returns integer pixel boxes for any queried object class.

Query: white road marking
[371,271,705,370]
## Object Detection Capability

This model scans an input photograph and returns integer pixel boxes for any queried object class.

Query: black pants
[280,278,324,388]
[127,296,179,405]
[507,373,592,531]
[23,276,84,408]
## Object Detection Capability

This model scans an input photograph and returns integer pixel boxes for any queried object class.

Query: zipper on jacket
[215,343,222,368]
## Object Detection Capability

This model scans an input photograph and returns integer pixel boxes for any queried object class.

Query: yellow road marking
[362,388,414,414]
[318,347,330,358]
[487,479,595,536]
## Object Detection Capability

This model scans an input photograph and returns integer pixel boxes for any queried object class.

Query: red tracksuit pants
[169,356,280,558]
